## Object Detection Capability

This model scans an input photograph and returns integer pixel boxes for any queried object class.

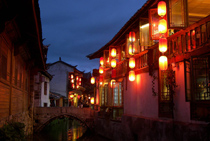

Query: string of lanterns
[157,0,168,70]
[128,31,136,81]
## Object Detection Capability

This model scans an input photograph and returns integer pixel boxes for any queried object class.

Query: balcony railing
[168,15,210,58]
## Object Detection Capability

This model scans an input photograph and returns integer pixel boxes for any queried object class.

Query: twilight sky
[39,0,146,73]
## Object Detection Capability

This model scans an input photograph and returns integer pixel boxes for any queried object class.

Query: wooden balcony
[167,15,210,62]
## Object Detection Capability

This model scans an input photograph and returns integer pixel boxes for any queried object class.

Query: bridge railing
[34,107,93,118]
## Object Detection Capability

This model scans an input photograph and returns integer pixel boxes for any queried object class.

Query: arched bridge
[33,107,94,132]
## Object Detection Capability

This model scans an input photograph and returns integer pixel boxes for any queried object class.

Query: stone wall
[0,111,33,135]
[94,114,210,141]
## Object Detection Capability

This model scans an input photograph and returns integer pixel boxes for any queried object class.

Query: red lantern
[129,32,136,42]
[111,59,116,68]
[159,38,167,53]
[158,1,166,17]
[129,44,135,55]
[111,48,116,57]
[71,74,74,79]
[112,69,116,78]
[90,77,95,84]
[129,57,135,69]
[158,19,167,34]
[99,75,103,85]
[129,70,135,81]
[72,84,75,89]
[100,57,104,66]
[90,97,94,104]
[159,56,168,70]
[99,66,104,74]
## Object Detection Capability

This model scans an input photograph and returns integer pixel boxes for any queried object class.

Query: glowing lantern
[111,48,116,57]
[111,59,116,68]
[129,57,135,69]
[158,1,166,17]
[90,77,95,84]
[158,19,167,34]
[72,84,75,89]
[99,66,104,74]
[76,76,78,80]
[71,79,74,83]
[100,57,104,66]
[90,97,94,104]
[76,85,79,88]
[99,75,103,85]
[112,69,116,78]
[71,74,74,79]
[129,32,136,42]
[129,44,135,55]
[159,38,167,53]
[159,56,168,70]
[70,95,74,99]
[110,79,116,88]
[129,70,135,81]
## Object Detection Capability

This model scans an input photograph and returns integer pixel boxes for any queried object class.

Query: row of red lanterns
[158,1,168,71]
[128,31,136,81]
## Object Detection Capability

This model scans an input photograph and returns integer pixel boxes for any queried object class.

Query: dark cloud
[40,0,146,73]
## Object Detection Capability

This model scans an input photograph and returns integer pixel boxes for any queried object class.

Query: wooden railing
[167,15,210,58]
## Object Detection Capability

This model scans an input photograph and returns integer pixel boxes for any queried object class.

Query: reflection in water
[33,118,86,141]
[33,117,109,141]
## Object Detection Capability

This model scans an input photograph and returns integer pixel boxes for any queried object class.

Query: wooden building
[88,0,210,140]
[0,0,46,134]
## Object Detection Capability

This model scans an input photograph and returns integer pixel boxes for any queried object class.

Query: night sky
[39,0,146,73]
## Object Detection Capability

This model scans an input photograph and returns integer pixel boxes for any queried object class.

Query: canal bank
[32,117,109,141]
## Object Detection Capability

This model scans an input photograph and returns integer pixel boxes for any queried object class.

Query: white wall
[48,62,74,97]
[173,62,191,122]
[124,70,159,118]
[40,75,50,107]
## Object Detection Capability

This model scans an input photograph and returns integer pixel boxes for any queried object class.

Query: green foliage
[0,122,26,141]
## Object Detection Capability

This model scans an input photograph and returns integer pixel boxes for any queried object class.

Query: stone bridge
[33,107,94,132]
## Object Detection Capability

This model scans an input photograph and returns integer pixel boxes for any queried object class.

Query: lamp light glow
[158,19,167,34]
[129,57,135,69]
[159,38,167,53]
[129,32,136,42]
[111,59,116,68]
[158,1,166,17]
[129,70,135,81]
[111,48,116,57]
[159,56,168,70]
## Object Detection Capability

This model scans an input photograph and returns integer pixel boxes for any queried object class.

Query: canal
[32,118,109,141]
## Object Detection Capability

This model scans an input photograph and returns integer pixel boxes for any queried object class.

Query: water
[32,118,109,141]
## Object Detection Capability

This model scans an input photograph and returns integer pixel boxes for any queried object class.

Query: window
[44,103,47,107]
[159,70,174,118]
[99,86,105,106]
[113,82,122,107]
[186,56,210,121]
[44,82,47,95]
[168,0,188,28]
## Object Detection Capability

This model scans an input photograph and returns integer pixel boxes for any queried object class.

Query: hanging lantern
[76,76,78,80]
[111,48,116,57]
[158,19,167,34]
[129,70,135,81]
[129,32,136,42]
[110,79,116,88]
[129,44,135,55]
[90,97,94,104]
[71,74,74,79]
[70,95,74,99]
[99,75,103,85]
[111,59,116,68]
[129,57,135,69]
[158,1,166,17]
[71,79,74,83]
[159,56,168,70]
[76,85,79,89]
[72,84,75,89]
[90,77,95,84]
[112,69,116,78]
[100,57,104,66]
[99,66,104,74]
[159,38,167,53]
